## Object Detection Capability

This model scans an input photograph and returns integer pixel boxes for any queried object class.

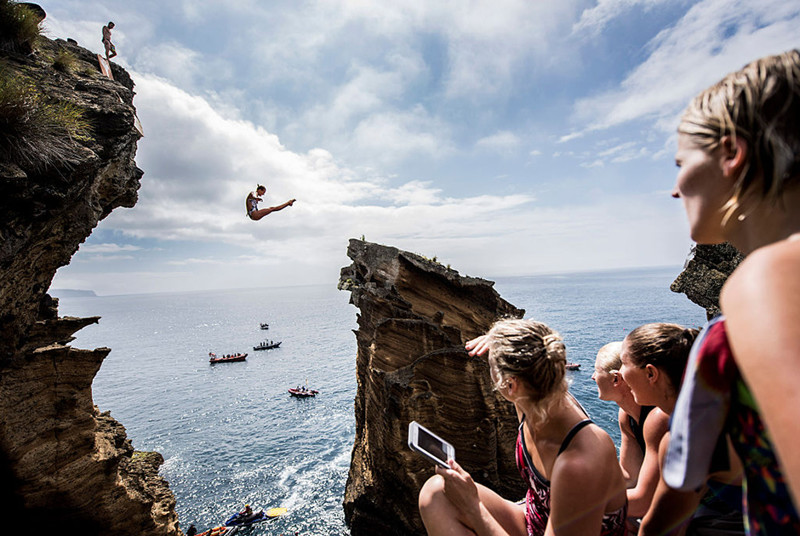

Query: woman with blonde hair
[418,319,628,536]
[656,49,800,534]
[592,341,669,522]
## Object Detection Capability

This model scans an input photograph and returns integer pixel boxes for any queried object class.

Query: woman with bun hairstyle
[619,323,743,535]
[657,49,800,535]
[418,319,628,536]
[592,341,670,522]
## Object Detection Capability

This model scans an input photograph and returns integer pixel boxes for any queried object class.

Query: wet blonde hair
[678,49,800,223]
[595,341,623,373]
[486,319,567,423]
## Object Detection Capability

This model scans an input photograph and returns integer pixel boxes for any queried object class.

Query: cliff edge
[339,239,527,536]
[1,23,179,535]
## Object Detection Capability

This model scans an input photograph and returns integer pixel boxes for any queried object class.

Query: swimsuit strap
[558,419,593,455]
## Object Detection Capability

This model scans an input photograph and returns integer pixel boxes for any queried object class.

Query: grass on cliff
[0,66,92,169]
[52,49,78,74]
[0,0,43,54]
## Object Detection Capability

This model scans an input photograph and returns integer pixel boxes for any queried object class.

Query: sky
[45,0,800,295]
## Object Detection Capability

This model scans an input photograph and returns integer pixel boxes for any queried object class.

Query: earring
[737,213,747,222]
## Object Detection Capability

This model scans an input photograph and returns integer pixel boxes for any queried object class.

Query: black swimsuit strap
[557,419,593,455]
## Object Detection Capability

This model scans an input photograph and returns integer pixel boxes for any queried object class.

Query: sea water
[55,266,706,535]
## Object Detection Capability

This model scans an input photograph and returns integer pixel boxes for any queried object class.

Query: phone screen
[417,426,448,464]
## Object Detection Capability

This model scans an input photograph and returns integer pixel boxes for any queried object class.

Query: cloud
[572,0,678,38]
[79,243,143,254]
[569,0,800,135]
[475,131,521,154]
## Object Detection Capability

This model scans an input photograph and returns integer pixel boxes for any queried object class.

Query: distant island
[50,289,97,298]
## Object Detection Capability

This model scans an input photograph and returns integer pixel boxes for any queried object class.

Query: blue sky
[45,0,800,295]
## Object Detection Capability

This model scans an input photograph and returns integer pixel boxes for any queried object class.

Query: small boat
[288,387,319,398]
[224,507,287,527]
[209,352,247,364]
[260,323,269,330]
[253,340,281,351]
[196,526,237,536]
[565,363,580,370]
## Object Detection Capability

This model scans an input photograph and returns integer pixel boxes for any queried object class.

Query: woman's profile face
[618,340,652,406]
[673,133,732,244]
[591,362,615,401]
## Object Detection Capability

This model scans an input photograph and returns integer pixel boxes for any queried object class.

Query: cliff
[670,243,743,320]
[338,239,527,536]
[0,23,179,535]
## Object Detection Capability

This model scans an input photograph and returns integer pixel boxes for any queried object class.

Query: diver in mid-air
[245,185,295,221]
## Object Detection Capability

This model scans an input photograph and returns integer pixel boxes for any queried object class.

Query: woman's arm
[626,409,670,517]
[722,242,800,509]
[618,408,644,486]
[639,433,703,536]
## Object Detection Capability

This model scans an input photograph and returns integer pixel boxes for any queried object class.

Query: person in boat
[618,324,743,535]
[246,185,295,221]
[419,318,628,535]
[591,340,669,529]
[646,49,800,534]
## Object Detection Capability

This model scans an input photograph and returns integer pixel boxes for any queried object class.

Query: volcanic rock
[339,239,527,536]
[670,243,743,319]
[0,31,178,534]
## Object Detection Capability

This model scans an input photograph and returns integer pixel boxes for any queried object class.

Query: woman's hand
[465,334,491,357]
[435,460,481,521]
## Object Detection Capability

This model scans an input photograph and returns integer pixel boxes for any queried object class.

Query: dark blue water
[55,266,705,535]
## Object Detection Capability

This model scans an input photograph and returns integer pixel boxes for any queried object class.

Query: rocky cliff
[670,243,743,320]
[0,27,179,535]
[338,240,527,536]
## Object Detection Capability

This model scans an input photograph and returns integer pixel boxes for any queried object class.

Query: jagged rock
[339,239,527,536]
[670,243,744,320]
[0,29,179,535]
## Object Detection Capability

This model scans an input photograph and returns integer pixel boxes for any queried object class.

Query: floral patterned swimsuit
[515,417,628,535]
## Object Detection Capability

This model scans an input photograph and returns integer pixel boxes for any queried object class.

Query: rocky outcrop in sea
[338,239,527,536]
[0,27,179,534]
[670,243,743,320]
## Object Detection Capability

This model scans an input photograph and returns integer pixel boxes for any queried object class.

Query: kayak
[224,507,287,527]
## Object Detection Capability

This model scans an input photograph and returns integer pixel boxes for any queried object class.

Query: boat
[224,507,287,527]
[565,362,580,370]
[260,322,269,330]
[288,387,319,398]
[253,340,281,351]
[209,352,247,364]
[196,527,237,536]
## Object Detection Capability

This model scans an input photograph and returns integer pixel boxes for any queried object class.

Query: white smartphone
[408,421,455,468]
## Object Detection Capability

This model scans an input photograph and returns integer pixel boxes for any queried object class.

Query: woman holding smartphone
[418,318,628,536]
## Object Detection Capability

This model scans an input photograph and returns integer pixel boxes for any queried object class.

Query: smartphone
[408,421,455,468]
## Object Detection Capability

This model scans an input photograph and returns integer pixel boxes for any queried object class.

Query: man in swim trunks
[246,185,296,221]
[102,21,116,60]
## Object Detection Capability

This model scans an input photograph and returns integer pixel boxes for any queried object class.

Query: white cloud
[475,131,521,154]
[572,0,678,38]
[569,0,800,135]
[79,243,143,253]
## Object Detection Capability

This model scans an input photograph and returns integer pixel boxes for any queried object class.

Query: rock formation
[670,243,743,319]
[0,26,179,535]
[339,239,527,536]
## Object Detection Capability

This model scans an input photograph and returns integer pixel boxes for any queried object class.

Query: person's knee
[418,474,446,514]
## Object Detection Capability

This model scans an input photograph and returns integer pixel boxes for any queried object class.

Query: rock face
[339,239,527,536]
[0,33,179,534]
[670,243,743,320]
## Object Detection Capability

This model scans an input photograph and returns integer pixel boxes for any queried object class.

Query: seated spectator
[592,341,670,522]
[418,318,628,535]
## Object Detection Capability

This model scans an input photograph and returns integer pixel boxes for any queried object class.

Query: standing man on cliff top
[102,21,116,60]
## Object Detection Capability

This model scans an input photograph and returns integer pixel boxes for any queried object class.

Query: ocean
[55,266,706,535]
